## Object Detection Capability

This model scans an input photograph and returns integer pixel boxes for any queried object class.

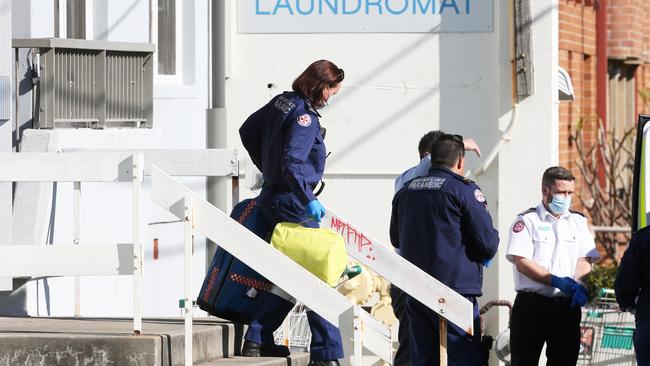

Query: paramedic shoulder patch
[512,220,525,233]
[408,177,447,191]
[297,114,312,127]
[474,189,486,203]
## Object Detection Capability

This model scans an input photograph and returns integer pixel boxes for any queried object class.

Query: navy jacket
[239,92,325,206]
[390,166,499,296]
[615,226,650,322]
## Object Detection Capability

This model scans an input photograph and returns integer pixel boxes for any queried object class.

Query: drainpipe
[206,0,227,261]
[596,0,607,185]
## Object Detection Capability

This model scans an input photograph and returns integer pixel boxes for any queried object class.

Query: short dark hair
[418,130,445,158]
[430,134,465,168]
[542,166,575,187]
[292,60,344,108]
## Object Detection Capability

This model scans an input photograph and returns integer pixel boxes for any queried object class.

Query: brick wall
[608,0,649,62]
[559,0,597,211]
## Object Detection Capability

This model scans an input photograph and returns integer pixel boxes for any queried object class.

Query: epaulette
[518,207,536,216]
[461,176,475,185]
[569,209,585,217]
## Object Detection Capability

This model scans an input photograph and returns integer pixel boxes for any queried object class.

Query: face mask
[323,94,334,107]
[321,88,336,108]
[548,194,571,215]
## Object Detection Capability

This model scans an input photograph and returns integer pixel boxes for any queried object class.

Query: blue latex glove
[571,284,589,307]
[550,275,577,295]
[482,259,492,268]
[306,200,326,223]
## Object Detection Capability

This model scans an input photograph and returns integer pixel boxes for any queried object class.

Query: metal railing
[152,166,394,365]
[12,38,154,129]
[0,149,239,338]
[0,152,146,333]
[0,149,474,365]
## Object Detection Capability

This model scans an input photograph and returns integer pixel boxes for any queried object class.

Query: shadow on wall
[327,30,440,165]
[94,0,142,41]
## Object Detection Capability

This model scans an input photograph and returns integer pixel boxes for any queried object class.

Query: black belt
[516,291,571,304]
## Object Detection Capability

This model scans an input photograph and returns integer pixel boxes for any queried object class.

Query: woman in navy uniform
[239,60,345,366]
[615,225,650,365]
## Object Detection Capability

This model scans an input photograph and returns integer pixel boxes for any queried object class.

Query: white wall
[0,0,12,247]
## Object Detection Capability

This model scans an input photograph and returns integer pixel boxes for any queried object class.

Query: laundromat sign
[238,0,493,33]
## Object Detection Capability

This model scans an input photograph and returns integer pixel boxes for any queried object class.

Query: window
[55,0,88,39]
[607,60,637,185]
[155,0,182,81]
[608,61,637,137]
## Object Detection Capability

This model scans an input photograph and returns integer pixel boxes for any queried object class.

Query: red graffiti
[329,216,375,260]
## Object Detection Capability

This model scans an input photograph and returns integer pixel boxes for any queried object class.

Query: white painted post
[132,153,144,335]
[439,318,447,366]
[184,194,194,366]
[353,305,362,366]
[73,181,81,317]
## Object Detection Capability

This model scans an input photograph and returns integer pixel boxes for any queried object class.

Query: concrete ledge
[0,334,161,365]
[197,353,310,366]
[0,317,244,366]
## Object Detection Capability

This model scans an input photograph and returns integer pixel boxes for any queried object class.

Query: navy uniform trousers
[390,285,411,366]
[635,319,650,366]
[407,295,483,366]
[244,192,344,361]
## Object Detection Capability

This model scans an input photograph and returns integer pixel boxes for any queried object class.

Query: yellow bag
[271,222,348,287]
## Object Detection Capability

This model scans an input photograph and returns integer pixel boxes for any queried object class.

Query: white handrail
[0,152,144,334]
[62,148,239,177]
[323,212,475,335]
[151,166,392,365]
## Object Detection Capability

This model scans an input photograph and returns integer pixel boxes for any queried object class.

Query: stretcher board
[632,114,650,232]
[151,166,392,363]
[323,211,475,335]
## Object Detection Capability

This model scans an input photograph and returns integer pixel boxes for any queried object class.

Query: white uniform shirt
[506,203,600,297]
[394,155,431,193]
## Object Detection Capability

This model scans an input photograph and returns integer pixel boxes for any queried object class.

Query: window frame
[152,0,183,85]
[55,0,93,40]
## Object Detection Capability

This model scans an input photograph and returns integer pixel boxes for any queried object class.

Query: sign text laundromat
[238,0,493,33]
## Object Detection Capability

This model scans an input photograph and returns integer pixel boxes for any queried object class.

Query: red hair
[292,60,344,108]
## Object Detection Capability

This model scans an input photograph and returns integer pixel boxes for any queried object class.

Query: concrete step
[0,316,259,365]
[197,353,310,366]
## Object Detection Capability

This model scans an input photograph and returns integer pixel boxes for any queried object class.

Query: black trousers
[390,285,411,366]
[510,292,582,366]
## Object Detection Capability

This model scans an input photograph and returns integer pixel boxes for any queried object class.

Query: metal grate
[55,49,97,125]
[13,38,154,129]
[106,51,147,126]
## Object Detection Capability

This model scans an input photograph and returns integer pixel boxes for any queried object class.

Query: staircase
[0,317,309,366]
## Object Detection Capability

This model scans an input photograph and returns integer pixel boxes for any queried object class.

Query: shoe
[308,361,341,366]
[241,340,290,357]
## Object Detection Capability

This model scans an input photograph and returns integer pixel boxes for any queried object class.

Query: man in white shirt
[506,166,600,365]
[394,132,481,193]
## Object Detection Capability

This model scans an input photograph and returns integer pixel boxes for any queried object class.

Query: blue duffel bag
[197,197,282,324]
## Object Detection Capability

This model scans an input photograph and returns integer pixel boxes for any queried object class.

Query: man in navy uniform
[390,134,499,366]
[391,130,482,365]
[615,226,650,365]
